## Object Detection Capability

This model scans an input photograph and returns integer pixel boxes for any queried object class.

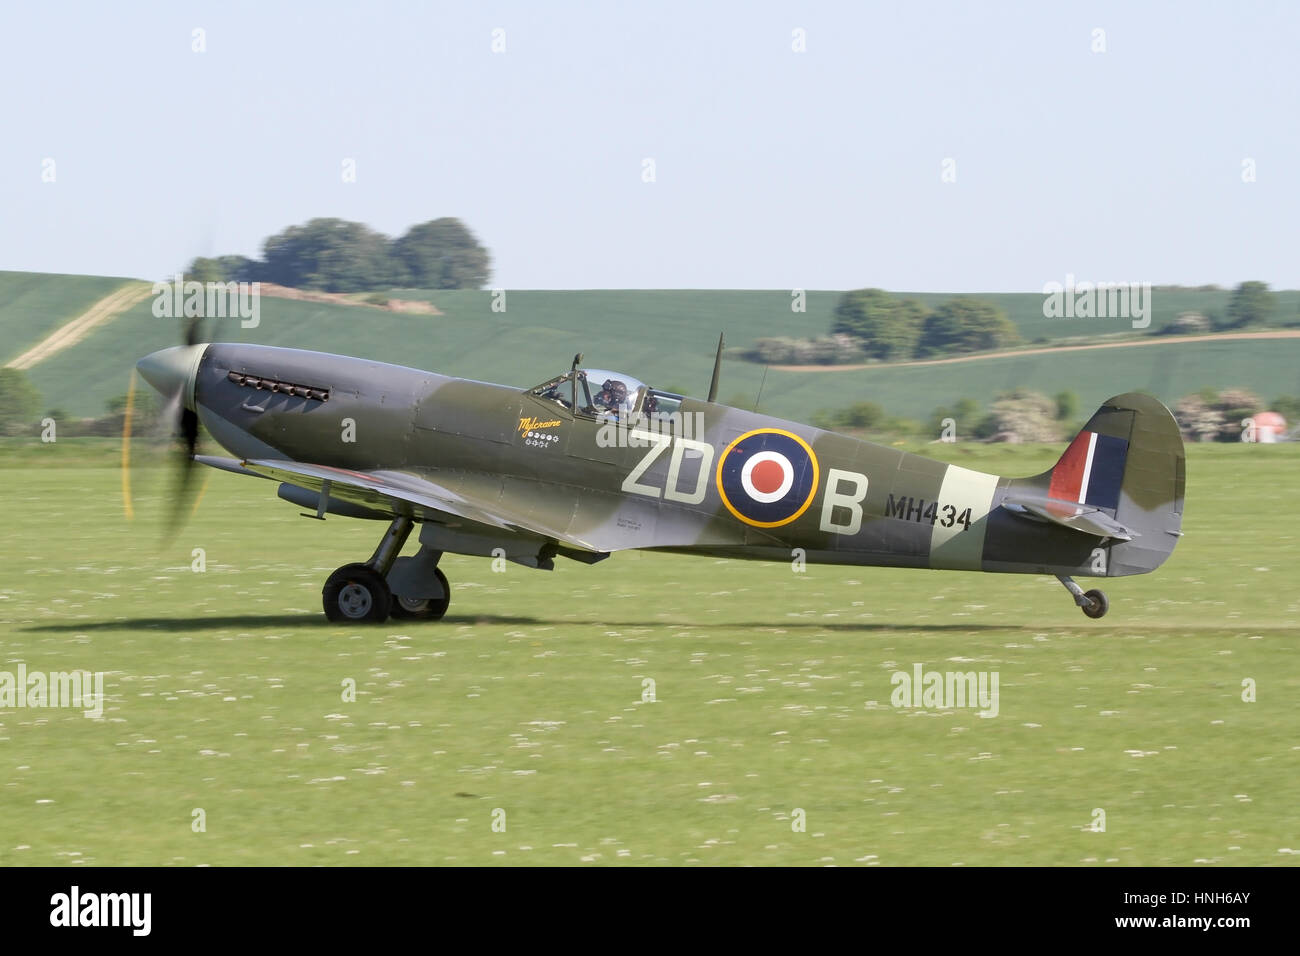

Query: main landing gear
[390,568,450,622]
[1056,574,1108,619]
[322,516,451,624]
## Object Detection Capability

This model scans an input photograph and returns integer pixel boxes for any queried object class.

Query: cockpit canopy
[529,368,648,417]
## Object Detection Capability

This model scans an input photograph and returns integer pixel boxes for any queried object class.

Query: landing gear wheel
[390,568,451,621]
[323,563,393,624]
[1081,589,1109,619]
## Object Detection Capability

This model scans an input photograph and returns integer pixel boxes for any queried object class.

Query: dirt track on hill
[771,330,1300,372]
[5,281,153,370]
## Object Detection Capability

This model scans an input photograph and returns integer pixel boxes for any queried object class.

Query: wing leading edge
[193,455,607,553]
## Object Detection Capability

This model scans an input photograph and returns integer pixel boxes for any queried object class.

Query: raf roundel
[715,428,820,528]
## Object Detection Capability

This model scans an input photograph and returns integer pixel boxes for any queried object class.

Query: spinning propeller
[125,317,210,536]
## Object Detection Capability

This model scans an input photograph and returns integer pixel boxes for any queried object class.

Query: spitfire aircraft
[133,337,1185,624]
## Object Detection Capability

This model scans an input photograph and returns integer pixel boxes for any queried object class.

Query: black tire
[1081,588,1109,619]
[390,568,451,621]
[322,563,392,624]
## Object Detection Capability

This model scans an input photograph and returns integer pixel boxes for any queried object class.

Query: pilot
[595,379,628,416]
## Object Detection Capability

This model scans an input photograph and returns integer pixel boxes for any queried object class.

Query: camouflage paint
[186,344,1184,580]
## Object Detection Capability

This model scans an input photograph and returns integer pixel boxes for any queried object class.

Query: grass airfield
[0,440,1296,866]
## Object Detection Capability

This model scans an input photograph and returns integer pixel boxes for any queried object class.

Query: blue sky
[2,1,1297,290]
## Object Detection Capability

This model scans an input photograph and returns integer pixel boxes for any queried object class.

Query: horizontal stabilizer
[1001,495,1136,541]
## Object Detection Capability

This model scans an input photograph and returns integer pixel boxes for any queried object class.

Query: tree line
[752,281,1287,366]
[1156,281,1280,335]
[186,216,491,293]
[752,289,1020,365]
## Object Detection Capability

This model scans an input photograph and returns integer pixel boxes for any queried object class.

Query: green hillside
[0,271,134,365]
[900,288,1300,340]
[24,290,846,418]
[10,280,1300,422]
[764,336,1300,426]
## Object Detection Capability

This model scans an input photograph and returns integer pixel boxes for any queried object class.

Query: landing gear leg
[322,515,414,624]
[1056,574,1109,619]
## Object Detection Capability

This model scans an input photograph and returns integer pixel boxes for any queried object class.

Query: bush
[928,397,981,439]
[838,401,884,429]
[1225,281,1275,329]
[982,388,1060,443]
[831,289,925,360]
[1173,387,1264,441]
[0,368,41,435]
[917,297,1020,356]
[809,401,885,432]
[1053,390,1079,421]
[1160,311,1210,335]
[750,335,863,365]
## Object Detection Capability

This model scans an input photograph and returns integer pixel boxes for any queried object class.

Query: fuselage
[173,342,1142,578]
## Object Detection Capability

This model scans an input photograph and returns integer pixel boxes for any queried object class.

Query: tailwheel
[323,563,393,624]
[1080,588,1109,619]
[1055,574,1110,620]
[391,568,450,621]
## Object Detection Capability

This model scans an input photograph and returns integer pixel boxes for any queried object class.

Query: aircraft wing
[1000,494,1136,541]
[194,455,606,552]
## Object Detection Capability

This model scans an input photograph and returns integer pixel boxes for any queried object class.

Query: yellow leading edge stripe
[190,472,211,517]
[120,368,211,521]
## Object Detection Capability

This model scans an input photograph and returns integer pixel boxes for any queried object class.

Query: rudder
[1045,392,1185,575]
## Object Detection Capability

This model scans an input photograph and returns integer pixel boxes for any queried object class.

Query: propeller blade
[134,320,209,539]
[184,315,203,347]
[180,406,198,457]
[158,323,204,538]
[162,411,199,539]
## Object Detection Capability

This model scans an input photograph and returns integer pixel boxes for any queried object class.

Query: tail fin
[1042,392,1185,575]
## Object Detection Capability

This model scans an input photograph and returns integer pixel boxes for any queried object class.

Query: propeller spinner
[133,341,209,536]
